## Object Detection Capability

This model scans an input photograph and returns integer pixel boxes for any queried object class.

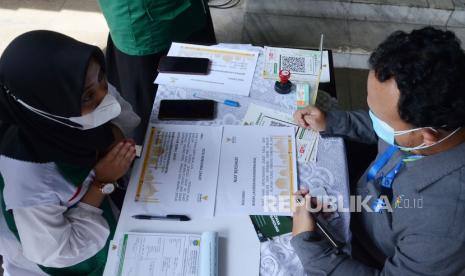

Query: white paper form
[242,103,319,163]
[134,125,223,219]
[215,126,298,216]
[107,232,202,276]
[154,43,259,96]
[262,46,330,83]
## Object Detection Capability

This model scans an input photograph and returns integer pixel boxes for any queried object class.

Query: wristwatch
[96,181,115,195]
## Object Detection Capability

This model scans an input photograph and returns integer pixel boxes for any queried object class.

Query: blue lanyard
[367,145,399,184]
[367,145,423,212]
[367,145,424,187]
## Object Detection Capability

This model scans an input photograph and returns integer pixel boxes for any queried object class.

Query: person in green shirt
[98,0,216,144]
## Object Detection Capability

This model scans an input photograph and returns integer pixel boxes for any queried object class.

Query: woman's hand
[293,105,327,131]
[292,189,316,236]
[97,124,129,159]
[94,141,136,183]
[111,124,126,144]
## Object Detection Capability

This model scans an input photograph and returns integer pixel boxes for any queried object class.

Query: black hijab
[0,30,114,167]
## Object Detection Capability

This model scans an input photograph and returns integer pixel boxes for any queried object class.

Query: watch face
[101,183,115,194]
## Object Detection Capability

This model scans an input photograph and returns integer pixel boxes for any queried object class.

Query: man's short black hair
[369,27,465,130]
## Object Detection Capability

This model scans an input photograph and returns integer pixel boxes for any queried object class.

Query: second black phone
[157,56,210,75]
[158,100,216,121]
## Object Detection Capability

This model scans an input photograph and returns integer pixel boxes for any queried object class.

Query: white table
[113,44,350,276]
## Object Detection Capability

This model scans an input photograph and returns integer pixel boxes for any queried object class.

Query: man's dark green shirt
[98,0,207,56]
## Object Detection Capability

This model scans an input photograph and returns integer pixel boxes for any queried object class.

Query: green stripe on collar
[0,174,20,241]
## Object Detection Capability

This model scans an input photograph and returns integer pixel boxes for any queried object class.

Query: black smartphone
[157,56,210,75]
[158,100,216,121]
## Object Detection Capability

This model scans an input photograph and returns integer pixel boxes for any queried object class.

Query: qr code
[281,56,306,73]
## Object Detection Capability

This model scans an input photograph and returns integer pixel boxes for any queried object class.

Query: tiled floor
[0,0,246,54]
[0,0,109,53]
[0,0,370,112]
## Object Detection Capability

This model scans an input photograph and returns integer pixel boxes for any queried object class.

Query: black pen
[313,215,344,251]
[304,196,344,251]
[132,214,191,221]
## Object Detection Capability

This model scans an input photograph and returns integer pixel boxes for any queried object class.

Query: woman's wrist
[81,180,106,207]
[92,177,117,195]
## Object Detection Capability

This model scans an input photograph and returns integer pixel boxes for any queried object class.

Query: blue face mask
[368,110,460,151]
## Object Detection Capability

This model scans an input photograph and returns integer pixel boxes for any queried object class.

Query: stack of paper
[132,124,298,219]
[155,43,259,97]
[104,232,218,276]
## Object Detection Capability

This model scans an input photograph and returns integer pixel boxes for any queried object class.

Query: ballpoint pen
[319,33,324,71]
[298,195,344,251]
[313,215,344,251]
[193,93,240,107]
[132,214,191,221]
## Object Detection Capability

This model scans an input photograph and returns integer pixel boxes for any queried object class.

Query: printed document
[155,43,259,96]
[215,126,298,216]
[104,232,217,276]
[133,124,298,217]
[242,103,319,163]
[134,125,223,218]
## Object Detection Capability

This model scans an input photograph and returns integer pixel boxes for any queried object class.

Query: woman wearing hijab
[0,31,140,275]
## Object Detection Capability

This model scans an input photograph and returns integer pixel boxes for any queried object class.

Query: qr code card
[280,55,314,75]
[262,46,330,82]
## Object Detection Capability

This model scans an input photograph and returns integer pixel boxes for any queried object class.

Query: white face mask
[13,92,121,130]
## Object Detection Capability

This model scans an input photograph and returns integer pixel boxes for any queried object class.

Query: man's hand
[94,141,136,183]
[292,189,316,236]
[293,105,327,131]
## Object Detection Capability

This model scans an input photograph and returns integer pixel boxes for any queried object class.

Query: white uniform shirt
[0,158,110,275]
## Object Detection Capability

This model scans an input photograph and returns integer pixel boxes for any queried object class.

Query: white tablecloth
[149,44,351,276]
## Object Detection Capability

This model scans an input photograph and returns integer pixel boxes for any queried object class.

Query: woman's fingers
[129,151,136,162]
[125,147,136,165]
[124,138,136,146]
[122,145,135,163]
[95,142,137,183]
[106,142,124,161]
[116,143,135,166]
